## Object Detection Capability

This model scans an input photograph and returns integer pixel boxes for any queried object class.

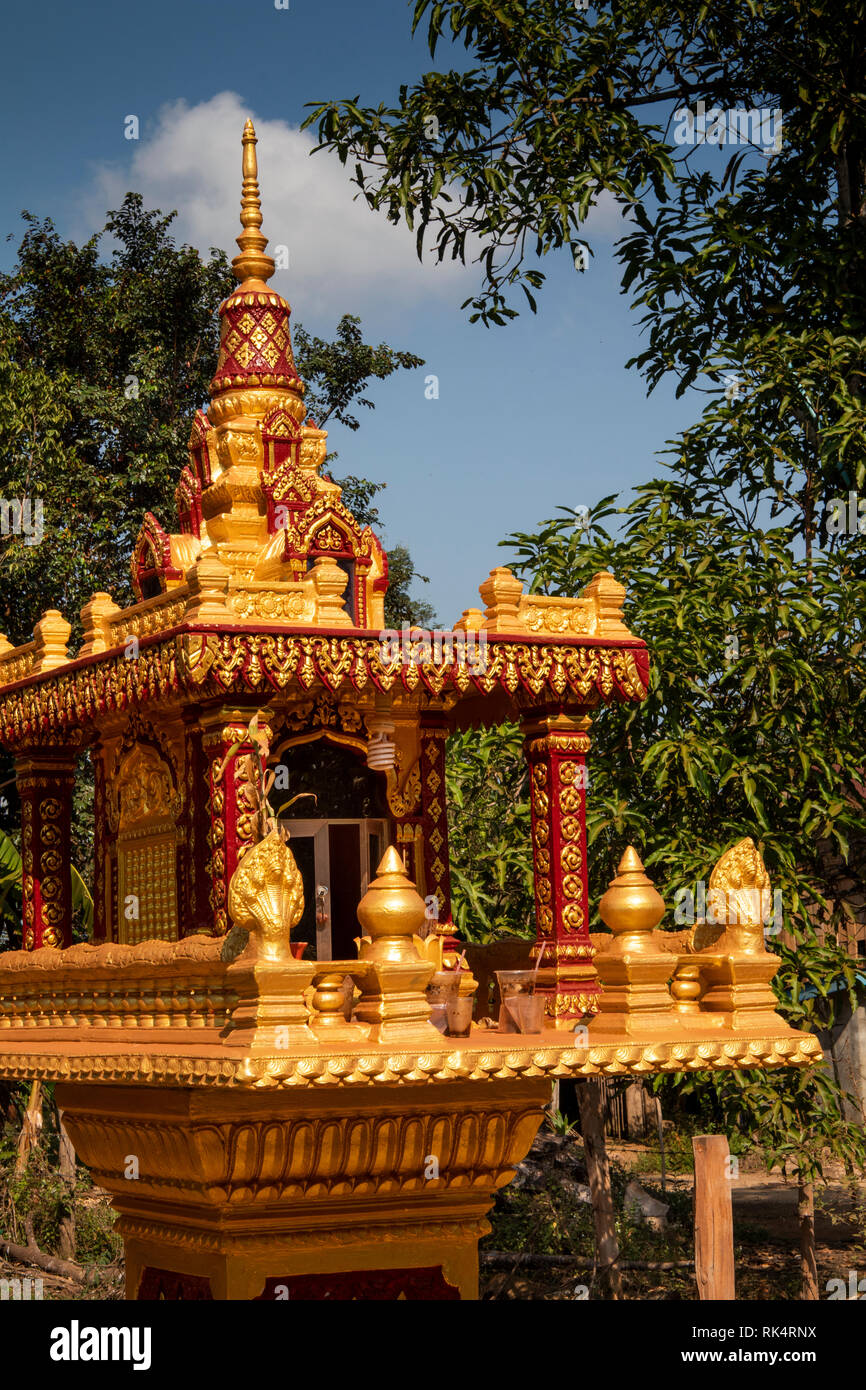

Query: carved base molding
[56,1078,550,1301]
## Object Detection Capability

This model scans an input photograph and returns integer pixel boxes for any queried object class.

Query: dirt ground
[609,1141,866,1241]
[481,1136,866,1300]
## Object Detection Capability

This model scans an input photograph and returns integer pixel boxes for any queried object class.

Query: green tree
[326,2,866,1281]
[307,0,866,335]
[0,197,232,642]
[382,545,437,628]
[294,314,423,432]
[495,456,866,1295]
[446,723,533,941]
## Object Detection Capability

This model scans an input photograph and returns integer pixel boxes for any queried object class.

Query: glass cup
[506,993,546,1034]
[445,992,473,1038]
[427,971,459,1035]
[497,978,539,1034]
[496,970,545,1033]
[496,970,537,998]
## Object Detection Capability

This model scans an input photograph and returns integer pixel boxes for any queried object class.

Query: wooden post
[577,1079,623,1299]
[57,1119,77,1261]
[798,1180,818,1300]
[14,1079,43,1176]
[692,1134,735,1300]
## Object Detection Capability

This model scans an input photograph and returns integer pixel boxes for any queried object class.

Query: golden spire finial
[598,846,666,944]
[232,119,276,288]
[356,847,428,964]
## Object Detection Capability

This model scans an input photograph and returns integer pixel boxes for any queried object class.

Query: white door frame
[279,817,388,958]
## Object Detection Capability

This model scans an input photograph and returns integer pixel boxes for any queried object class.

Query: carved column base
[533,959,601,1030]
[224,958,318,1050]
[699,955,791,1035]
[56,1078,550,1301]
[353,959,441,1047]
[588,941,678,1038]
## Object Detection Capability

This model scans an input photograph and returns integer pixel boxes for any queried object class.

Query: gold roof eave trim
[0,631,650,749]
[0,1033,822,1090]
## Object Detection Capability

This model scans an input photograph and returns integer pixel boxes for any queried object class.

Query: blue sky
[1,0,699,624]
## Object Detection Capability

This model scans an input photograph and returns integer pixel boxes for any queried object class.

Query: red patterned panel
[255,1267,460,1301]
[523,717,598,1023]
[137,1268,213,1300]
[211,290,299,393]
[92,746,108,941]
[420,720,453,928]
[15,752,77,950]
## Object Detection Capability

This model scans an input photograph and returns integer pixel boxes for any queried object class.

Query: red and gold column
[419,718,453,928]
[15,750,78,950]
[521,713,598,1027]
[201,707,272,935]
[183,720,212,937]
[91,745,108,942]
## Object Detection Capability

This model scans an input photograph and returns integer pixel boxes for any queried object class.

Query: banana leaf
[0,828,93,935]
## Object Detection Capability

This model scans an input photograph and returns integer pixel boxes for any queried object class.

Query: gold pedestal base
[57,1077,550,1301]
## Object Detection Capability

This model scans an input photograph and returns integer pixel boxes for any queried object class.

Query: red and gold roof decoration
[132,513,200,600]
[175,467,203,539]
[209,120,299,398]
[187,409,216,488]
[210,288,299,396]
[0,121,650,708]
[120,122,388,613]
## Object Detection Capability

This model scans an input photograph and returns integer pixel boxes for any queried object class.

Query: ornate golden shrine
[0,126,657,1023]
[0,125,820,1301]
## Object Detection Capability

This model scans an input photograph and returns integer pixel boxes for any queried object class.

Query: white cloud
[582,188,636,239]
[77,92,469,320]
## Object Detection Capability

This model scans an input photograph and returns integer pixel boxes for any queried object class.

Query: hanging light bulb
[366,714,396,770]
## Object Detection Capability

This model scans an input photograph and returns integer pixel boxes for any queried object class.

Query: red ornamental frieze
[0,645,179,747]
[0,633,648,749]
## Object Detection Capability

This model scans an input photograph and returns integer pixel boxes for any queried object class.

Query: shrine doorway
[270,735,391,960]
[279,816,388,959]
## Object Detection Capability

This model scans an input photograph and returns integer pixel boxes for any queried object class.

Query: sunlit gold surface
[473,567,638,643]
[227,829,304,963]
[0,837,820,1299]
[232,119,276,289]
[353,848,440,1046]
[55,1078,547,1300]
[357,845,428,964]
[588,840,810,1049]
